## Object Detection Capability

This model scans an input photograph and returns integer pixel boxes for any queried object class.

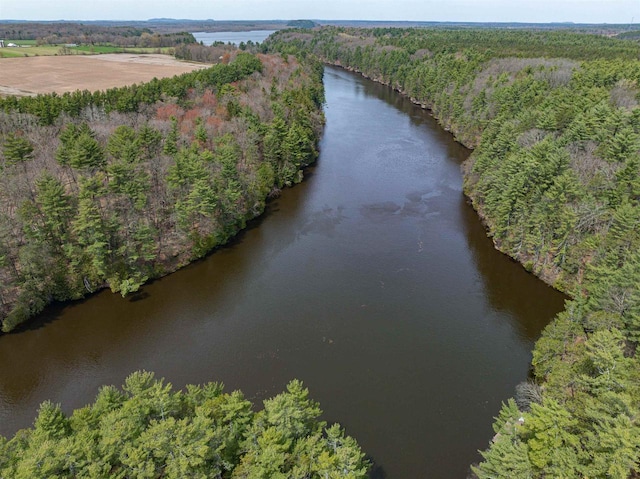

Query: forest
[0,23,195,48]
[0,371,369,478]
[0,51,324,332]
[266,27,640,477]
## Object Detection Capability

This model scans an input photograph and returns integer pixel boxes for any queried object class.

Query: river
[0,67,565,478]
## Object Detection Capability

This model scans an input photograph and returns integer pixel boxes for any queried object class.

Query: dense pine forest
[0,371,369,478]
[0,51,324,332]
[266,27,640,477]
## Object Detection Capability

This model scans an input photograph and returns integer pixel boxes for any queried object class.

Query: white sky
[0,0,638,24]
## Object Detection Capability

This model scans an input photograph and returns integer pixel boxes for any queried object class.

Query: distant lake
[192,30,277,46]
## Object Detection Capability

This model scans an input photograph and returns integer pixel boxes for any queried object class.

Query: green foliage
[107,125,140,163]
[473,400,534,479]
[70,132,105,170]
[56,123,105,171]
[32,173,74,242]
[72,176,110,280]
[34,400,71,440]
[522,399,582,473]
[2,133,34,166]
[262,379,323,441]
[163,117,180,156]
[0,372,369,479]
[194,117,208,146]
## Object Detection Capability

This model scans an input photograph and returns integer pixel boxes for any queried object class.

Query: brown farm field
[0,54,207,96]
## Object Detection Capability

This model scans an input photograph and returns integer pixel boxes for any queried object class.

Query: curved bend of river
[0,67,565,478]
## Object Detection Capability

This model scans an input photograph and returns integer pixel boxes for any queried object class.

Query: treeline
[174,41,269,64]
[616,30,640,41]
[0,371,369,478]
[267,27,640,477]
[0,23,151,40]
[0,51,325,332]
[287,20,318,29]
[37,32,195,49]
[174,43,238,64]
[0,22,195,47]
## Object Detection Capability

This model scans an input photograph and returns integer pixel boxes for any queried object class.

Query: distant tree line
[267,27,640,478]
[287,20,318,29]
[0,51,325,332]
[0,371,369,478]
[0,22,195,47]
[616,30,640,41]
[0,23,150,40]
[174,43,238,64]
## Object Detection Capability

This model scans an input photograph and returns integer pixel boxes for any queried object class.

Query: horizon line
[0,19,635,26]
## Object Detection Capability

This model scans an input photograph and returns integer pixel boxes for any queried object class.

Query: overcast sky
[1,0,638,24]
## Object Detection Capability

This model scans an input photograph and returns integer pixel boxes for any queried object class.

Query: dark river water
[0,67,566,478]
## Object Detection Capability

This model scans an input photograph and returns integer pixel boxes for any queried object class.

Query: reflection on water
[0,67,565,479]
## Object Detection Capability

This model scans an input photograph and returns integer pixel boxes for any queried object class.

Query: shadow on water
[9,302,67,335]
[369,462,389,479]
[128,291,151,303]
[460,195,568,342]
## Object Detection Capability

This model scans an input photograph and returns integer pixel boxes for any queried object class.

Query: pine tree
[522,399,584,476]
[194,117,208,147]
[35,173,74,242]
[163,116,180,156]
[2,133,34,166]
[107,125,140,163]
[70,132,105,171]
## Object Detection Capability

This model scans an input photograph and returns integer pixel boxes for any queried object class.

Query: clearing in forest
[0,54,207,96]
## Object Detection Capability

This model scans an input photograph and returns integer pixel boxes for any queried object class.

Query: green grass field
[0,45,60,57]
[0,41,172,58]
[8,39,37,45]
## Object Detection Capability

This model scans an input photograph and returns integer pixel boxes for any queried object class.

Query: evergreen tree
[163,116,180,156]
[0,373,369,479]
[2,133,34,166]
[107,125,140,163]
[70,132,105,171]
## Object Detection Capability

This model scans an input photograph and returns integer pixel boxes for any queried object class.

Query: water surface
[0,67,565,478]
[192,30,277,46]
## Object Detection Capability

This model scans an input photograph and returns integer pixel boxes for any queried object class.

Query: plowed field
[0,54,206,96]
